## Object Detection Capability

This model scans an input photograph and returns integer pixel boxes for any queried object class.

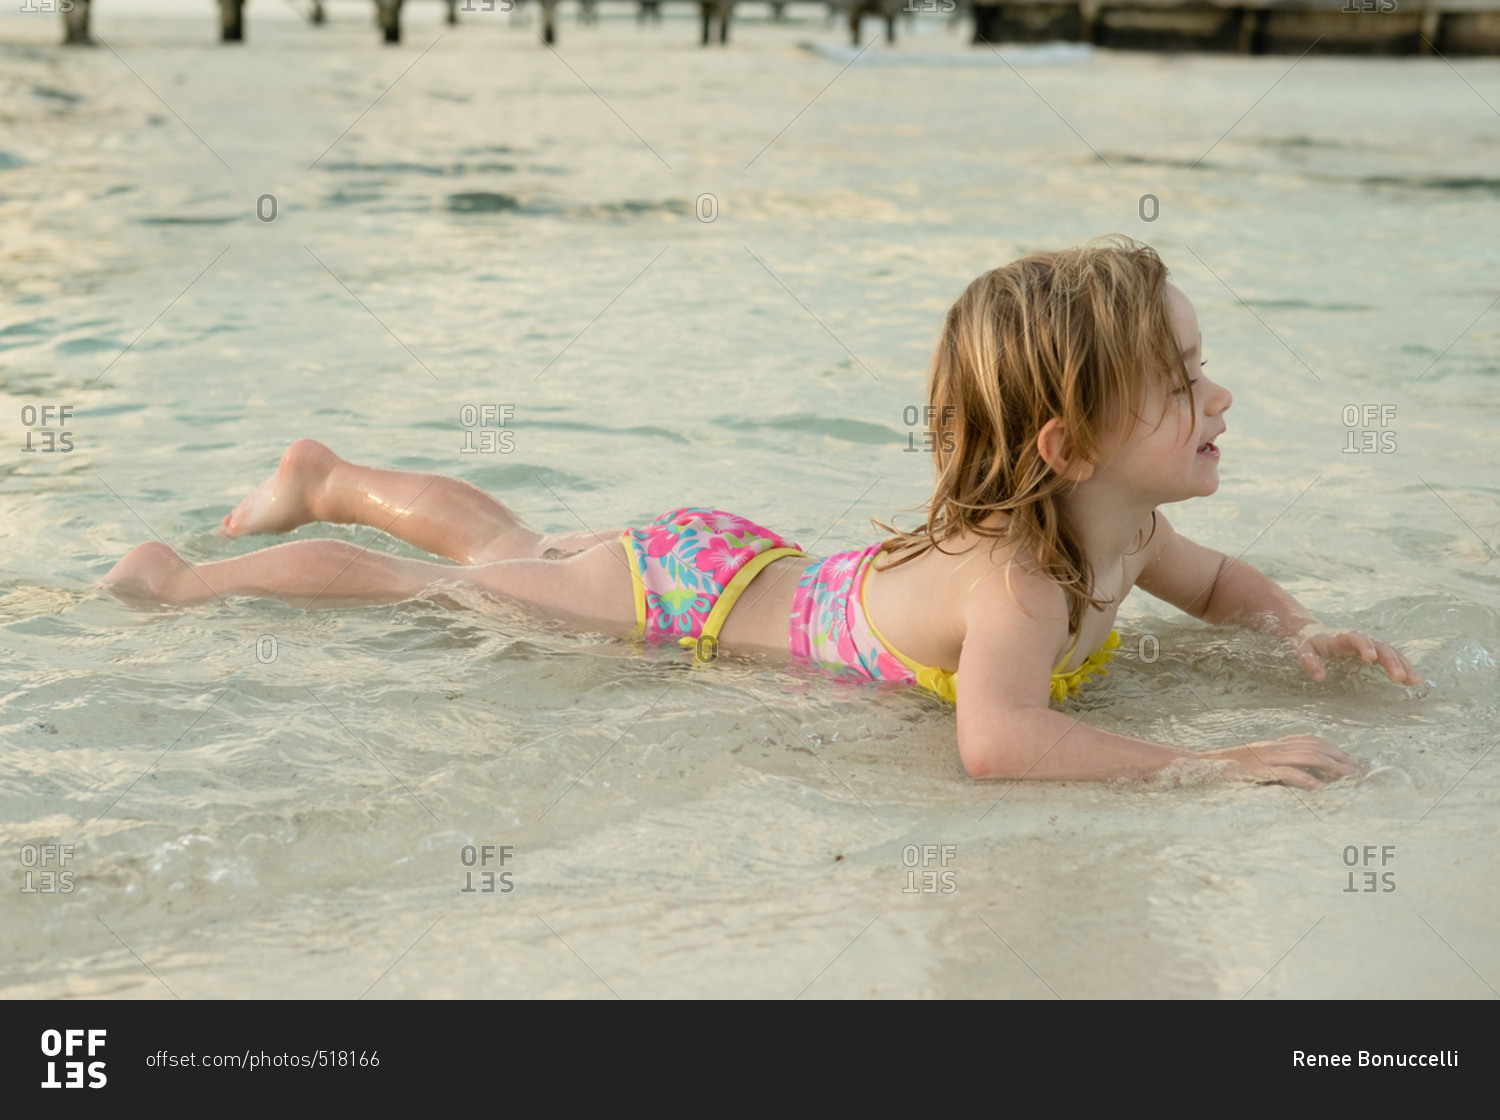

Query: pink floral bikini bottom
[619,508,804,650]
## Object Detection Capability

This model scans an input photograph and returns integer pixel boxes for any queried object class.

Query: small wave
[32,85,83,104]
[0,319,53,347]
[567,199,694,219]
[447,192,521,213]
[138,215,239,225]
[489,419,690,445]
[1240,298,1373,313]
[716,413,902,445]
[324,190,382,206]
[1360,175,1500,195]
[55,336,123,355]
[1253,135,1355,151]
[320,160,517,176]
[1106,153,1221,172]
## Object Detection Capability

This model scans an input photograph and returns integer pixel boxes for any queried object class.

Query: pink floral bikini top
[788,543,1120,703]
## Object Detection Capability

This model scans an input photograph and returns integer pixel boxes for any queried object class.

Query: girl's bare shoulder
[881,523,1068,624]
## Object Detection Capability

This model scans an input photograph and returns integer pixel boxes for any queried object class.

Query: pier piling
[849,0,898,45]
[219,0,244,40]
[377,0,403,41]
[62,0,91,44]
[699,0,732,43]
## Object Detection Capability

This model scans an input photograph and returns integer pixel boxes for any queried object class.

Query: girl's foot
[102,542,210,605]
[219,439,339,539]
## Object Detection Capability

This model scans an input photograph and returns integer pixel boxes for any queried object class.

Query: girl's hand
[1200,736,1361,790]
[1294,627,1422,686]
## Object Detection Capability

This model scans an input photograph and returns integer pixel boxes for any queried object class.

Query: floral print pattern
[625,508,796,642]
[789,544,913,686]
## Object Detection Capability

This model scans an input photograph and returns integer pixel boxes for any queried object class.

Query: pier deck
[50,0,1500,55]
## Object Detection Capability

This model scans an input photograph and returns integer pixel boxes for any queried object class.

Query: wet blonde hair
[876,236,1192,635]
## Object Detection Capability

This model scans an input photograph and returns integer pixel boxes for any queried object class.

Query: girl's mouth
[1197,441,1219,459]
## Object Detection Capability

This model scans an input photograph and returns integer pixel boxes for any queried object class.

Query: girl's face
[1109,283,1233,502]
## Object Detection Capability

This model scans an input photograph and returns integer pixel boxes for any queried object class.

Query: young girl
[105,237,1421,789]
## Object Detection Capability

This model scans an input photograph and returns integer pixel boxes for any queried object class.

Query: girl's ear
[1037,418,1095,483]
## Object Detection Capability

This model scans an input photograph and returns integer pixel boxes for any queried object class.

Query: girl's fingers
[1298,647,1327,681]
[1330,631,1377,660]
[1370,640,1417,683]
[1300,632,1422,685]
[1392,648,1420,683]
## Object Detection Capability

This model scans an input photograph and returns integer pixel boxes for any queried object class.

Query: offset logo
[19,844,75,893]
[458,405,516,455]
[20,405,75,454]
[40,1029,106,1089]
[459,844,515,894]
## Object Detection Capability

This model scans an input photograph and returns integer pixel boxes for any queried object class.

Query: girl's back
[861,516,1135,681]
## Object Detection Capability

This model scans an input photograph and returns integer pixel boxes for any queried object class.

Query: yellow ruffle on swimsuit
[865,600,1121,704]
[1043,628,1122,703]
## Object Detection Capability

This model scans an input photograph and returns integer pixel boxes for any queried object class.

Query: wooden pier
[52,0,1500,54]
[973,0,1500,55]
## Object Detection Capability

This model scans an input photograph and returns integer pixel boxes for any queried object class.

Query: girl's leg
[104,536,638,633]
[219,439,621,565]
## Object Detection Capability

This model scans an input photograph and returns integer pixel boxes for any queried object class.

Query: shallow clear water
[2,4,1498,997]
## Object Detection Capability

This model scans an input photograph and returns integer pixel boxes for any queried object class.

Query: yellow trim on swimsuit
[858,566,1121,703]
[677,546,805,658]
[619,529,805,653]
[1047,629,1121,702]
[622,531,649,637]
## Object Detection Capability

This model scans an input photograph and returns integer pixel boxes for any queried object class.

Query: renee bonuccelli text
[1293,1051,1459,1068]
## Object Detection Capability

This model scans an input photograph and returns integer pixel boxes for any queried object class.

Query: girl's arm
[1133,512,1421,685]
[953,560,1358,787]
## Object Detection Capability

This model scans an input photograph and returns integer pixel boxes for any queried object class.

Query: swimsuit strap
[676,546,806,659]
[856,551,925,683]
[1054,631,1082,675]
